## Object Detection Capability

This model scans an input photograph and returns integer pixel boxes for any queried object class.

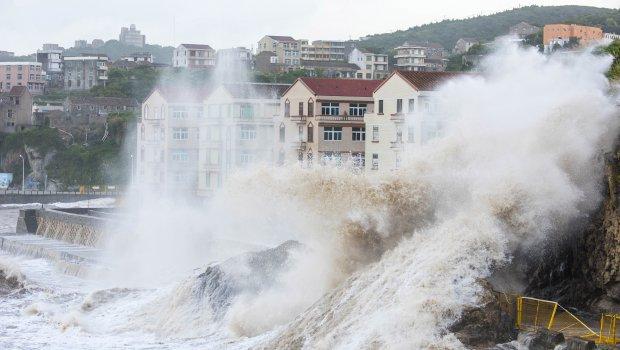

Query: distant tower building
[119,24,146,47]
[91,39,105,48]
[74,40,89,49]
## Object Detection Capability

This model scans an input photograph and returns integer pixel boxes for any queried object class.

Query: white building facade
[348,48,389,79]
[394,43,427,71]
[173,44,216,68]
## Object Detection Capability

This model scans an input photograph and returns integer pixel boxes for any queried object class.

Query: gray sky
[2,0,620,55]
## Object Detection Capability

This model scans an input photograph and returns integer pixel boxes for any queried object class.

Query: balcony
[204,163,221,171]
[390,141,404,149]
[289,115,307,123]
[390,113,405,122]
[97,65,108,71]
[315,115,364,123]
[290,141,307,150]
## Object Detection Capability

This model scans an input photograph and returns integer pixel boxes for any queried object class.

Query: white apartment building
[300,40,347,61]
[197,83,289,196]
[137,87,209,193]
[365,70,465,172]
[173,44,216,68]
[394,43,427,71]
[348,48,389,79]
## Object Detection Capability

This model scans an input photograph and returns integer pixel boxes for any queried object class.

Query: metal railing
[495,292,619,346]
[1,189,122,196]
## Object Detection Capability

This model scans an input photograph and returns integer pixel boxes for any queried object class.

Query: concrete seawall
[16,208,113,247]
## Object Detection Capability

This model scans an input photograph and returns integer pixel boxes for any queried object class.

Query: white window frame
[171,150,189,162]
[372,125,379,142]
[240,125,257,140]
[352,127,365,141]
[172,128,189,140]
[321,102,339,116]
[323,126,342,141]
[349,103,367,117]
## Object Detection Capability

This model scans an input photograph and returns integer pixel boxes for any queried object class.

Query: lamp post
[130,154,134,188]
[18,154,24,192]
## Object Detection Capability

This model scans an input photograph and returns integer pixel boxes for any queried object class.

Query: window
[172,107,188,119]
[323,126,342,141]
[407,125,415,143]
[205,173,211,188]
[372,154,379,170]
[321,102,339,116]
[284,100,290,117]
[174,172,188,183]
[240,153,253,166]
[172,150,189,162]
[172,128,189,140]
[193,107,204,118]
[307,100,314,116]
[307,123,314,143]
[408,99,415,113]
[378,100,384,114]
[366,73,372,79]
[349,103,367,116]
[396,99,403,113]
[209,150,219,165]
[372,125,379,141]
[352,127,365,141]
[298,102,304,116]
[240,125,257,140]
[240,104,253,118]
[279,123,285,142]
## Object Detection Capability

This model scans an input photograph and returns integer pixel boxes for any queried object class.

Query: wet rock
[0,268,23,295]
[449,280,516,349]
[194,240,302,319]
[564,337,595,350]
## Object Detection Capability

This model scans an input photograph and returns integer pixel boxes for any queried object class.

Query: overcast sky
[2,0,620,55]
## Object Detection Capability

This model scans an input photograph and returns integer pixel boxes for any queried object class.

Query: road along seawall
[0,193,118,205]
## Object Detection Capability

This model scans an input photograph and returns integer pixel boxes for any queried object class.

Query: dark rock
[0,268,23,296]
[449,280,517,348]
[564,337,596,350]
[516,329,564,350]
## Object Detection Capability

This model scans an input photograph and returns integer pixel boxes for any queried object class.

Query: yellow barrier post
[516,297,522,328]
[547,303,558,329]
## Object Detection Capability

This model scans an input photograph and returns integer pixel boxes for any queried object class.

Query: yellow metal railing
[495,293,619,346]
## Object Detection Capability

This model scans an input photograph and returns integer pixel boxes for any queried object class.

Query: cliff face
[23,145,56,190]
[526,148,620,313]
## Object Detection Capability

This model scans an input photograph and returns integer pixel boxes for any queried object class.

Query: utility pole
[18,154,24,192]
[130,153,134,187]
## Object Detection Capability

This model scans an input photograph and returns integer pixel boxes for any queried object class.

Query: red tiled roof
[298,77,382,97]
[180,44,214,50]
[267,35,296,42]
[8,86,29,96]
[394,70,467,91]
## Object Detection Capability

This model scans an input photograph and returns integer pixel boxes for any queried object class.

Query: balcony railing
[390,113,405,122]
[315,115,364,122]
[290,141,307,150]
[390,141,404,149]
[289,115,307,122]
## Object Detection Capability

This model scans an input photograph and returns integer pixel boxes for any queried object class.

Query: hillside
[63,40,175,64]
[357,5,620,53]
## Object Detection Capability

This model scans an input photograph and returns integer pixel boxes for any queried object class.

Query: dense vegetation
[356,5,620,53]
[602,40,620,80]
[63,40,175,64]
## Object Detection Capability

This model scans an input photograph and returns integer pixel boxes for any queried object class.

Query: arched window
[307,98,314,117]
[279,123,285,143]
[307,122,314,143]
[284,99,290,117]
[143,105,149,119]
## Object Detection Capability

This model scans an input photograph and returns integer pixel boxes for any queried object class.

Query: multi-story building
[300,40,347,61]
[122,52,153,63]
[64,96,139,125]
[348,48,389,79]
[364,70,465,172]
[0,62,45,95]
[300,60,361,79]
[137,86,209,193]
[0,51,15,57]
[605,32,620,40]
[119,24,146,47]
[216,47,253,70]
[257,35,301,69]
[394,43,427,71]
[92,39,105,48]
[509,22,540,38]
[173,44,216,68]
[453,38,479,54]
[37,44,63,88]
[74,40,89,49]
[543,24,603,51]
[63,55,109,91]
[197,83,289,195]
[0,86,34,133]
[275,77,381,166]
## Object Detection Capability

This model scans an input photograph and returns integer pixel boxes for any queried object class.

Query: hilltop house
[0,86,34,133]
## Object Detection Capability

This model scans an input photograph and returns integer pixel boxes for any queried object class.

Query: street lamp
[130,154,134,187]
[17,154,24,192]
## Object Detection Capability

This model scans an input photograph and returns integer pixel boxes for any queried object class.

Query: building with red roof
[276,77,382,166]
[365,70,469,171]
